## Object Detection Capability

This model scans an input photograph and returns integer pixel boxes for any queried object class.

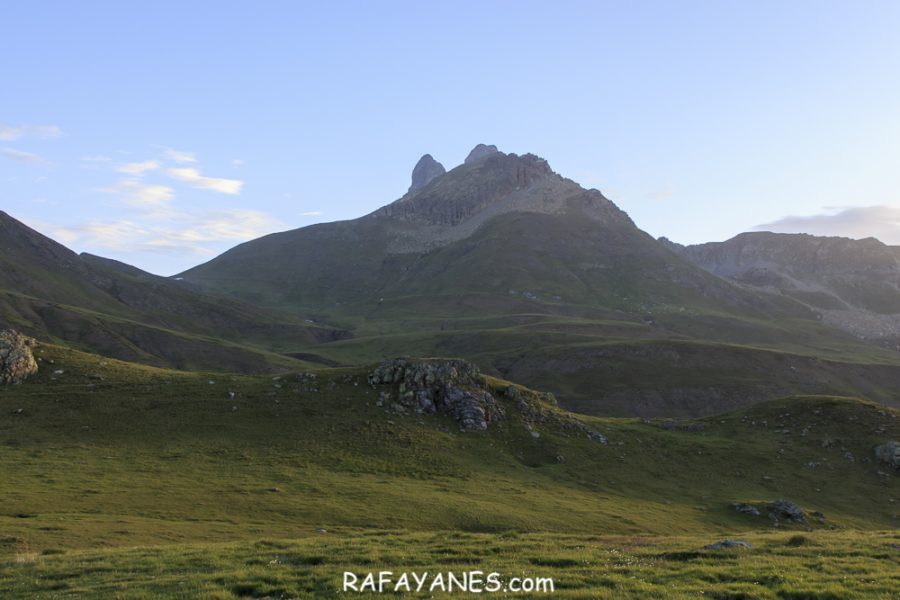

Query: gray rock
[704,540,752,550]
[0,330,38,385]
[408,154,446,193]
[733,502,761,516]
[464,143,499,164]
[767,499,806,522]
[875,441,900,470]
[587,431,608,445]
[368,358,504,431]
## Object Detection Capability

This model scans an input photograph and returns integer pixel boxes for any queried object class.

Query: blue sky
[2,1,900,275]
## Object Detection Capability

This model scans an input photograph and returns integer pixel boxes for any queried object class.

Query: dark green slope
[178,148,900,416]
[0,210,343,372]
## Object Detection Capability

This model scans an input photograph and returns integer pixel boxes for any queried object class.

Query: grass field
[1,343,898,597]
[3,530,899,598]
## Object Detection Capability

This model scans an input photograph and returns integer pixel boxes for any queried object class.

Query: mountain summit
[464,143,499,163]
[408,154,446,193]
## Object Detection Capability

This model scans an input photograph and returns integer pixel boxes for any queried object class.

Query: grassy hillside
[0,211,343,373]
[1,344,898,597]
[2,345,897,551]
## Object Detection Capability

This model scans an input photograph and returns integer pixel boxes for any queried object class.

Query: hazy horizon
[3,0,900,275]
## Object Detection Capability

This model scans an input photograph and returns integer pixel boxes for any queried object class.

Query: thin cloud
[0,123,62,141]
[300,211,323,217]
[98,180,175,219]
[116,160,161,175]
[0,125,25,141]
[0,147,47,164]
[166,167,243,195]
[52,209,283,255]
[648,189,674,201]
[161,147,197,163]
[756,205,900,245]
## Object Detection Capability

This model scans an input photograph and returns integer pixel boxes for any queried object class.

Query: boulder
[704,540,752,550]
[0,330,38,385]
[733,502,761,517]
[875,441,900,470]
[767,499,805,522]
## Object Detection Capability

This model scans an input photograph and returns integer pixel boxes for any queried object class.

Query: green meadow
[1,343,898,597]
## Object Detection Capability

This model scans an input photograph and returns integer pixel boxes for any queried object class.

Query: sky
[2,1,900,275]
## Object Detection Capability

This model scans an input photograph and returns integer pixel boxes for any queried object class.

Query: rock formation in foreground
[0,329,38,384]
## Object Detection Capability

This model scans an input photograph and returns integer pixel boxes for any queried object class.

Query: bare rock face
[464,143,499,164]
[0,329,38,385]
[408,154,446,193]
[368,358,504,430]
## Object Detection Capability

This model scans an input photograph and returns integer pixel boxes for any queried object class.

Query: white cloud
[161,147,197,163]
[0,147,47,164]
[116,160,161,175]
[231,159,244,168]
[99,179,175,218]
[52,209,283,256]
[0,123,62,141]
[757,205,900,245]
[300,211,323,217]
[166,167,243,195]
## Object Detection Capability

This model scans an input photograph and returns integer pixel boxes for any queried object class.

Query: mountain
[667,232,900,345]
[179,146,900,416]
[0,210,344,372]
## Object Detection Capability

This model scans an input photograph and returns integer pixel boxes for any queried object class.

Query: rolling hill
[0,210,344,372]
[1,343,898,597]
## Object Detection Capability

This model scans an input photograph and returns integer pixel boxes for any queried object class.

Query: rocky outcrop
[408,154,446,193]
[704,540,752,550]
[368,358,504,430]
[0,329,38,384]
[464,143,499,164]
[733,502,761,517]
[767,499,806,523]
[367,358,610,442]
[875,441,900,470]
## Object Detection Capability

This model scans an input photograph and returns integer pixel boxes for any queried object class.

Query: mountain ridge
[669,231,900,345]
[0,210,344,372]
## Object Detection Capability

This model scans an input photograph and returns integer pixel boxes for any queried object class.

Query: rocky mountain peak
[376,149,564,228]
[464,143,499,164]
[408,154,446,193]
